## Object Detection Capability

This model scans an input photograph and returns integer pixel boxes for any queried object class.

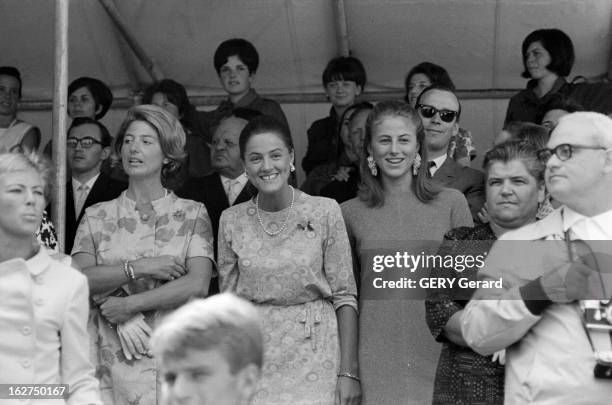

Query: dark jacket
[505,77,612,125]
[432,158,485,224]
[302,107,339,174]
[64,173,127,253]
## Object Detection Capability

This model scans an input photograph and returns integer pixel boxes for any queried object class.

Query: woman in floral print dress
[72,105,214,405]
[218,115,360,405]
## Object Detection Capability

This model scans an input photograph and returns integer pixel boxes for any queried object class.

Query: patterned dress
[425,224,504,405]
[72,191,214,405]
[218,192,358,405]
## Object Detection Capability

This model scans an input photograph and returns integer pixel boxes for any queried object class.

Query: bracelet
[337,372,361,382]
[123,261,135,281]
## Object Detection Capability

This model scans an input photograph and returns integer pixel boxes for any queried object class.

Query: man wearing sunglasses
[64,117,126,253]
[462,112,612,404]
[416,85,485,222]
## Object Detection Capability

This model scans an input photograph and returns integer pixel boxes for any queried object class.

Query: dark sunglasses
[537,143,607,162]
[67,136,103,149]
[417,104,458,123]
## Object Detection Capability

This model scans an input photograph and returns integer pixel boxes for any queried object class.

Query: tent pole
[51,0,69,251]
[98,0,164,81]
[333,0,350,56]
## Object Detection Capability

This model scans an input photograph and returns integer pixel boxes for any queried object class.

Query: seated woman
[143,79,211,180]
[320,102,374,203]
[341,100,472,404]
[300,103,358,196]
[72,105,214,405]
[404,62,476,166]
[0,152,101,404]
[44,76,114,158]
[425,140,545,405]
[505,28,612,125]
[302,56,366,174]
[218,115,360,404]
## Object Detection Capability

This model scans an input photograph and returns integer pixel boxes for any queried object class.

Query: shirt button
[34,298,44,306]
[22,326,31,335]
[21,360,31,368]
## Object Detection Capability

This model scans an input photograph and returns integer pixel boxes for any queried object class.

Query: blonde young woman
[72,105,214,405]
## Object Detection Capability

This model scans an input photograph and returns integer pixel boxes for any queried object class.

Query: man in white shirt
[462,112,612,404]
[64,117,126,253]
[416,85,484,222]
[178,108,259,254]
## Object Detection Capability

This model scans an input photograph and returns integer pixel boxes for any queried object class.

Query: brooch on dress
[172,210,185,221]
[297,218,314,231]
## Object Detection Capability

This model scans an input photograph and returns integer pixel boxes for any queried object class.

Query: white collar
[72,173,100,192]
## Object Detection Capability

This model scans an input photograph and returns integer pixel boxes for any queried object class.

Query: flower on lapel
[297,217,314,232]
[172,209,186,221]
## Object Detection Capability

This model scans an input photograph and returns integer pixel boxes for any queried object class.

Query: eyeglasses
[537,143,608,162]
[417,104,458,123]
[66,137,103,149]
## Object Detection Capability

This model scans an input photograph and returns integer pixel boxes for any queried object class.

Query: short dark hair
[415,84,462,121]
[359,100,440,207]
[239,115,293,160]
[404,62,455,102]
[68,77,113,119]
[0,66,22,97]
[214,38,259,75]
[483,140,544,183]
[143,79,191,119]
[521,29,574,78]
[68,116,112,147]
[535,93,584,124]
[322,56,367,88]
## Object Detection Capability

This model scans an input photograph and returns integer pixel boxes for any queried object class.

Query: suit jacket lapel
[211,173,230,207]
[234,181,255,205]
[433,158,458,183]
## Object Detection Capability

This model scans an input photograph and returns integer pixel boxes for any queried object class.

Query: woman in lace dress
[218,115,360,404]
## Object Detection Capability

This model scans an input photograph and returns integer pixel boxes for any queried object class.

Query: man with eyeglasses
[416,84,485,222]
[64,117,126,253]
[462,112,612,404]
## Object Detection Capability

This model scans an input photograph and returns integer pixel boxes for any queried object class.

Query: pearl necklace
[255,186,295,237]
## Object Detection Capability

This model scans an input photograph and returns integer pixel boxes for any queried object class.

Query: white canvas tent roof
[2,0,612,246]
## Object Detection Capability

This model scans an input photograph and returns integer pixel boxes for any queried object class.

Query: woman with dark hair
[341,100,472,404]
[320,101,374,203]
[404,62,475,166]
[536,93,584,129]
[143,79,211,179]
[72,105,214,405]
[505,28,612,124]
[426,140,545,405]
[68,77,113,120]
[218,115,360,404]
[302,56,367,174]
[300,102,362,196]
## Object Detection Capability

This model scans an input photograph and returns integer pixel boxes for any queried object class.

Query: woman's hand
[132,255,187,281]
[335,376,361,405]
[477,205,490,224]
[98,296,137,324]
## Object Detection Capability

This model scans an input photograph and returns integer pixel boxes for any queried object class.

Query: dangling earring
[412,153,421,176]
[290,163,295,172]
[367,155,378,176]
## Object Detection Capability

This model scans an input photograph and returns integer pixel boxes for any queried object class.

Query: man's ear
[451,122,459,137]
[101,146,112,161]
[537,182,546,204]
[236,364,260,402]
[356,84,362,96]
[603,148,612,174]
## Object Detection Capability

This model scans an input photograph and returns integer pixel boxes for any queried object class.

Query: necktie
[75,184,89,216]
[227,179,242,205]
[428,161,436,177]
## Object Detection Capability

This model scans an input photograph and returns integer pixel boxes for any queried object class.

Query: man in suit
[416,84,485,221]
[64,117,126,253]
[179,108,259,254]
